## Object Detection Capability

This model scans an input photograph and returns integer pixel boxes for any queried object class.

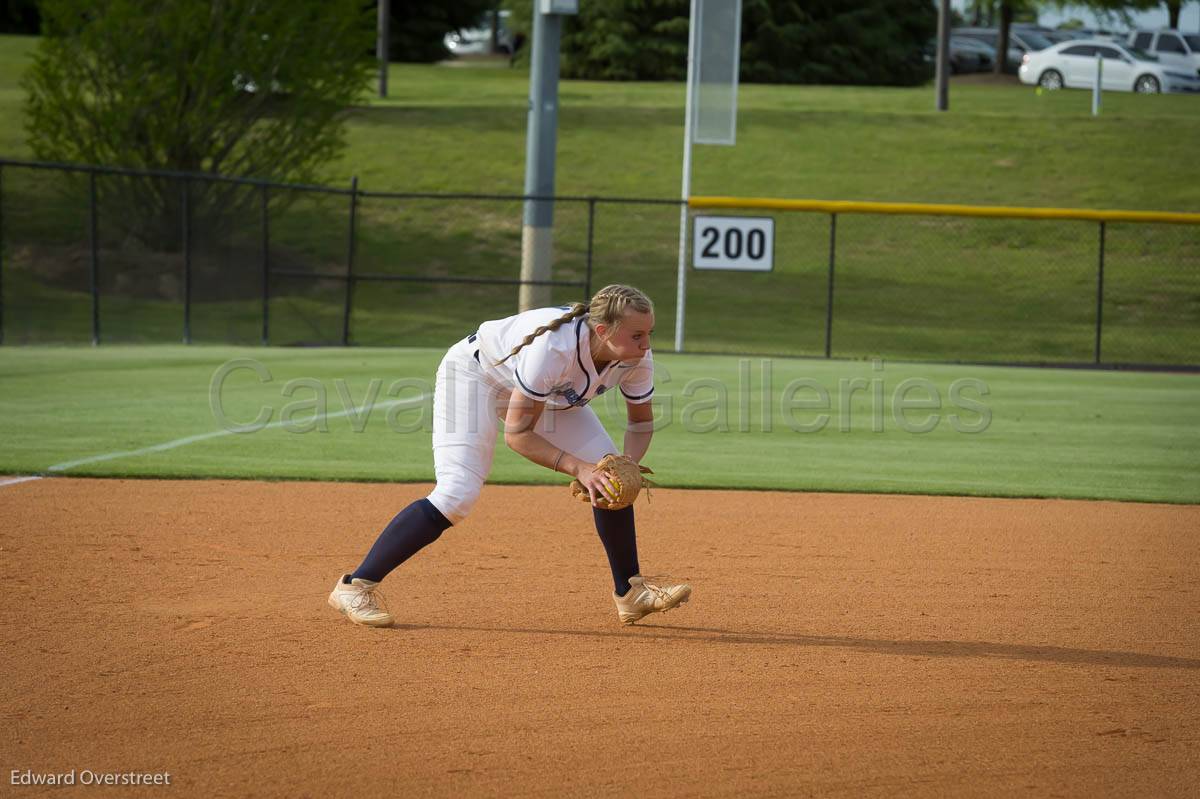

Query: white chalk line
[46,394,432,474]
[0,476,44,488]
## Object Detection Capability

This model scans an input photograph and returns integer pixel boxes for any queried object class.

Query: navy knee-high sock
[593,505,640,596]
[350,499,452,583]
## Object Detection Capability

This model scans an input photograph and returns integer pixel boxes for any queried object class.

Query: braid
[497,303,588,364]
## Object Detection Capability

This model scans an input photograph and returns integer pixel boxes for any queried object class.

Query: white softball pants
[426,336,618,524]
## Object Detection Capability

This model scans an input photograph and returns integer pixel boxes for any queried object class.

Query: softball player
[329,284,691,627]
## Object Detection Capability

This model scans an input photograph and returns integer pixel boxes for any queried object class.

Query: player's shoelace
[641,581,674,604]
[350,586,387,614]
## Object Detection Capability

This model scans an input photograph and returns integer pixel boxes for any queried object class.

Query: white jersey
[475,306,654,410]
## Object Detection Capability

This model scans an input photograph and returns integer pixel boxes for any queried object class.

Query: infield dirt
[1,478,1197,797]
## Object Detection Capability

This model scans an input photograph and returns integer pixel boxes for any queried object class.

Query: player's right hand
[572,461,620,507]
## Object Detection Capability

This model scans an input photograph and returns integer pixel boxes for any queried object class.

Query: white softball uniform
[426,307,654,525]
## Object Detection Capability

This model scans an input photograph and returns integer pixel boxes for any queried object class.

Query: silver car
[1018,39,1200,94]
[1127,29,1200,77]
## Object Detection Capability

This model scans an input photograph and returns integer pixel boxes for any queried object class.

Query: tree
[1,0,40,33]
[505,0,690,80]
[505,0,935,86]
[22,0,374,249]
[1046,1,1193,29]
[741,0,936,85]
[967,0,992,25]
[1166,0,1183,26]
[984,0,1042,74]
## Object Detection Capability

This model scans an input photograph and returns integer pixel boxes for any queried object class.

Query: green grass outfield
[1,346,1196,504]
[3,35,1198,363]
[4,34,1198,207]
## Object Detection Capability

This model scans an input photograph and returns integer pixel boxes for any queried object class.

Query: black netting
[350,195,522,346]
[682,209,830,357]
[349,195,594,347]
[91,171,186,343]
[187,177,269,344]
[1102,222,1200,366]
[581,201,680,345]
[3,160,1197,368]
[831,214,1097,363]
[1,165,95,344]
[265,185,353,346]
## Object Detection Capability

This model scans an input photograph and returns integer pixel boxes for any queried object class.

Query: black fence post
[342,176,359,347]
[89,170,100,346]
[825,213,837,359]
[261,184,270,346]
[181,178,192,345]
[585,198,596,300]
[1095,221,1106,365]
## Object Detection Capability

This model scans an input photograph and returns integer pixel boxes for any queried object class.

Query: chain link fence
[2,159,1196,368]
[689,201,1200,367]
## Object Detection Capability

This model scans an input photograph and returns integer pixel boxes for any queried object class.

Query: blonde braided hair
[498,284,654,365]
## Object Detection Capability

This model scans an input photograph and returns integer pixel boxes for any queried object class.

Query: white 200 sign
[692,215,774,272]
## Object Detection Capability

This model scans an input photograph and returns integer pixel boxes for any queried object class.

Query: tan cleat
[328,575,394,627]
[614,575,692,625]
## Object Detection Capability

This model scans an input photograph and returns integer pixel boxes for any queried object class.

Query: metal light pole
[377,0,390,98]
[519,0,578,311]
[935,0,950,111]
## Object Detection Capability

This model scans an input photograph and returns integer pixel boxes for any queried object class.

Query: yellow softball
[603,475,621,500]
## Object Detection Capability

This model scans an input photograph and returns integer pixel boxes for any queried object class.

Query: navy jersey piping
[620,386,654,401]
[573,318,592,399]
[515,370,550,398]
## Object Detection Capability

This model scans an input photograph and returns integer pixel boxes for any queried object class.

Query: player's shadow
[402,622,1200,670]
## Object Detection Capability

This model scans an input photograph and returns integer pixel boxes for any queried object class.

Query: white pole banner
[694,0,742,145]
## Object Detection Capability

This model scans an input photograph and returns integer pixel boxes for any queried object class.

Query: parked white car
[1127,29,1200,76]
[1018,39,1200,93]
[444,10,513,56]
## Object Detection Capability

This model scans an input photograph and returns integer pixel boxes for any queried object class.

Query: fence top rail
[0,157,352,195]
[355,190,681,205]
[690,196,1200,226]
[0,158,681,206]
